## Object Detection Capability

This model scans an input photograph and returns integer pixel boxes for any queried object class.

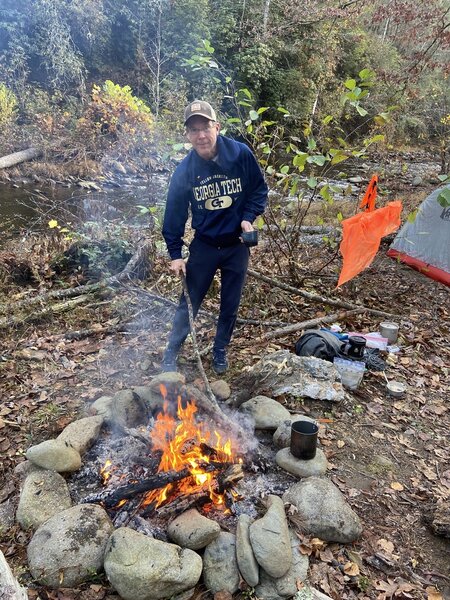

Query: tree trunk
[0,148,42,169]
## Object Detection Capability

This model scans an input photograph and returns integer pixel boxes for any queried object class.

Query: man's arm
[162,170,189,269]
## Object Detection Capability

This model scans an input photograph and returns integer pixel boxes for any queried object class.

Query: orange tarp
[337,176,402,286]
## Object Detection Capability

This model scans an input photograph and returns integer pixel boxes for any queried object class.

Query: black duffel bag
[294,329,345,362]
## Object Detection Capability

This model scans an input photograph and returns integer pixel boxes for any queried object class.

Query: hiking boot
[212,348,228,375]
[161,347,179,372]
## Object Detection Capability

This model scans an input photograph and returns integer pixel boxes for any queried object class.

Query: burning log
[82,462,230,509]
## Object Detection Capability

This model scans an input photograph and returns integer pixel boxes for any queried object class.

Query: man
[161,100,268,374]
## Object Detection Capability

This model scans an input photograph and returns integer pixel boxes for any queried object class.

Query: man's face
[185,116,220,160]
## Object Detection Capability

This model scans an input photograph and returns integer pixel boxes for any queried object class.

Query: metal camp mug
[290,420,319,460]
[241,230,258,247]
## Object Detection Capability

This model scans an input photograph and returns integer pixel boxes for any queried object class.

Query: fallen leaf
[343,561,360,576]
[426,586,443,600]
[390,482,404,491]
[377,538,395,554]
[371,430,385,439]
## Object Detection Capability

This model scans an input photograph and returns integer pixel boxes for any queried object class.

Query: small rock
[0,499,15,531]
[348,176,364,183]
[28,504,113,587]
[104,527,202,600]
[89,395,113,419]
[240,396,291,430]
[411,175,423,186]
[110,390,148,428]
[276,447,328,478]
[167,508,221,550]
[132,385,166,413]
[16,469,72,530]
[110,160,127,175]
[236,514,259,587]
[296,587,333,600]
[26,439,81,473]
[211,380,231,401]
[139,359,152,372]
[203,532,240,595]
[283,477,362,543]
[57,415,104,455]
[273,415,316,448]
[432,499,450,538]
[77,180,101,191]
[249,495,292,578]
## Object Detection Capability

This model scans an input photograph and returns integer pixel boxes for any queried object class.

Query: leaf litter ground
[0,187,449,600]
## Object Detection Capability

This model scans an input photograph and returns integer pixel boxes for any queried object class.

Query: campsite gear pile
[294,329,386,372]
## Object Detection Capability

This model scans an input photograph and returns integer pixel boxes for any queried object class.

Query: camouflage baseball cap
[184,100,217,125]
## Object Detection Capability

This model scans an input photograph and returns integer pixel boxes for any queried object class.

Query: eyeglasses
[186,124,215,136]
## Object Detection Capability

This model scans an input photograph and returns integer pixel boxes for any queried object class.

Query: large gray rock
[255,528,309,599]
[273,415,316,448]
[283,477,362,543]
[57,416,104,455]
[26,439,81,473]
[275,447,328,478]
[203,532,240,595]
[167,509,221,550]
[239,396,291,430]
[27,504,113,587]
[234,351,344,405]
[104,527,202,600]
[249,495,292,578]
[16,469,72,530]
[236,514,259,587]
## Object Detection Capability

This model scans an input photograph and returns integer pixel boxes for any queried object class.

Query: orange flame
[142,384,237,509]
[99,384,240,511]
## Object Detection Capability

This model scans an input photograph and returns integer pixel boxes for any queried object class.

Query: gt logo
[205,196,232,210]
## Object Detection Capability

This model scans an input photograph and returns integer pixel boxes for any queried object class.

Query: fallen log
[0,147,42,170]
[262,308,364,340]
[0,295,91,331]
[0,550,28,600]
[82,462,224,509]
[247,268,398,319]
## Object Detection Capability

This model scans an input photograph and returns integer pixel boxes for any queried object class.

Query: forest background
[0,0,449,172]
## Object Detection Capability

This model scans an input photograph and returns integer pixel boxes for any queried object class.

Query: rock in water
[104,527,202,600]
[203,532,240,594]
[27,504,113,587]
[283,477,362,543]
[249,495,292,578]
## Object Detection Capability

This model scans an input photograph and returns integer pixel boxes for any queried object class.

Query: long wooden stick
[262,308,364,340]
[247,268,398,318]
[180,274,220,411]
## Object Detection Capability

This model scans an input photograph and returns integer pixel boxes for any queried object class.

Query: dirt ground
[0,180,449,600]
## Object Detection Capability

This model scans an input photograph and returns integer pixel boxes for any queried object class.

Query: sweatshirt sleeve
[162,169,190,260]
[241,145,268,223]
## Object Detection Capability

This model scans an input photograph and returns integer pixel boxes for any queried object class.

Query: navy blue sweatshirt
[162,135,268,260]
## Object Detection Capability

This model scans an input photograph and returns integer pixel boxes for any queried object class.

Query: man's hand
[241,220,254,232]
[169,258,186,276]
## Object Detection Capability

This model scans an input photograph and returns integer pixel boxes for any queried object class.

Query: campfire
[85,384,244,518]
